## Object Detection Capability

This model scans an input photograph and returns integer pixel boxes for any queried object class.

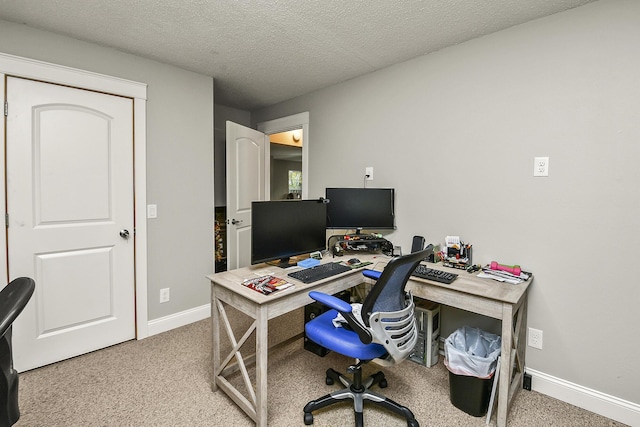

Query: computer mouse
[348,258,361,265]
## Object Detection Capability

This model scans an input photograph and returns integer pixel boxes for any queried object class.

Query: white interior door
[225,121,269,270]
[6,77,135,371]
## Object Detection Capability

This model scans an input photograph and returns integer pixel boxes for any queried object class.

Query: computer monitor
[251,199,327,267]
[325,187,395,233]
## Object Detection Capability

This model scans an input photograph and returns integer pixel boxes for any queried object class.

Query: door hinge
[5,213,8,227]
[4,101,7,116]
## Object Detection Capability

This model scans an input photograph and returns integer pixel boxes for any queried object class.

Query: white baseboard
[527,368,640,426]
[146,303,211,337]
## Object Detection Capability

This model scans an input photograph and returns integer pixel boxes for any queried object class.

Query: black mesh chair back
[361,245,433,325]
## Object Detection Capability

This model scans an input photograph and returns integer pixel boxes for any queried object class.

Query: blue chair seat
[304,309,386,360]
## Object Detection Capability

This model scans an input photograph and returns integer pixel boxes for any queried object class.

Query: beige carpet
[14,319,625,426]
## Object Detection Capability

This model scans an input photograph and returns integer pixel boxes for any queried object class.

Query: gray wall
[0,20,214,321]
[253,0,640,406]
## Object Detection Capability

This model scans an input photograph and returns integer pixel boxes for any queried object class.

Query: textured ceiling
[0,0,596,110]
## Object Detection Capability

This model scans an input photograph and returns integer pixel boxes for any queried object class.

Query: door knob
[119,229,130,239]
[231,219,242,225]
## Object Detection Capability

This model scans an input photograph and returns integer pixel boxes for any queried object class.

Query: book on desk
[242,275,294,295]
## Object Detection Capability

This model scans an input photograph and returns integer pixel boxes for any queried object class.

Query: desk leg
[255,306,268,427]
[211,285,220,392]
[497,303,513,427]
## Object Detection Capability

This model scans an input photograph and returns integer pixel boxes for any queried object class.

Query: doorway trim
[257,112,309,198]
[0,52,150,338]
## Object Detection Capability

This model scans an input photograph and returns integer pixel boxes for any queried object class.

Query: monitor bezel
[251,199,327,267]
[325,187,396,231]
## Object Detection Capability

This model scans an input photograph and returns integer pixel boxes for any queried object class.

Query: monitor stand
[344,228,364,238]
[268,257,295,268]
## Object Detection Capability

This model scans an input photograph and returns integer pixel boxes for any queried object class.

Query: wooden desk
[207,257,377,427]
[406,265,532,427]
[208,256,532,427]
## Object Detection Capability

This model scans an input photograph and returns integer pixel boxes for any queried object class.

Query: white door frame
[257,112,310,198]
[0,52,150,339]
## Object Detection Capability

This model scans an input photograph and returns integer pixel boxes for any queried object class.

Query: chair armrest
[308,291,373,344]
[362,269,382,280]
[0,277,35,338]
[309,291,352,312]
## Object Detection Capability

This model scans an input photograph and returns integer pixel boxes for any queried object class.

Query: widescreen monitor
[325,187,395,232]
[251,199,327,267]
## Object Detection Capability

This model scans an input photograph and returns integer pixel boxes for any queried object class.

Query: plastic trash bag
[444,326,501,378]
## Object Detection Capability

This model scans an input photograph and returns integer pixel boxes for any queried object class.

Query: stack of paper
[477,267,530,285]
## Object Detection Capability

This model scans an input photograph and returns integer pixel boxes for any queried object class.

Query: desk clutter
[477,261,531,285]
[242,275,294,295]
[329,233,394,256]
[440,235,473,270]
[415,235,532,285]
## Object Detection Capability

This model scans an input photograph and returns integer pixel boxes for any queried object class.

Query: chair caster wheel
[407,419,419,427]
[325,376,334,385]
[379,378,388,388]
[304,412,314,425]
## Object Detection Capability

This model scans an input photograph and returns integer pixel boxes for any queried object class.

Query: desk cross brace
[507,298,527,407]
[213,298,260,422]
[494,297,528,426]
[216,299,258,406]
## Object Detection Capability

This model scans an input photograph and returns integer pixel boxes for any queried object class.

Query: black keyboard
[288,262,352,284]
[412,264,458,284]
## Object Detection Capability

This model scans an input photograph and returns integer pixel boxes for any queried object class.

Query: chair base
[303,367,419,427]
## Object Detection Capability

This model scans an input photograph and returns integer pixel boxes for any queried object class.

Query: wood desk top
[409,263,532,305]
[208,253,531,308]
[207,253,393,305]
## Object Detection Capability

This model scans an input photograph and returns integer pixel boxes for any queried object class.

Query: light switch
[147,204,158,218]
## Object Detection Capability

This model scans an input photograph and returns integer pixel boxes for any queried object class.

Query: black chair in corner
[303,247,432,427]
[0,277,36,427]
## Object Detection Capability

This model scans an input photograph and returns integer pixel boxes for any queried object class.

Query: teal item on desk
[297,258,320,268]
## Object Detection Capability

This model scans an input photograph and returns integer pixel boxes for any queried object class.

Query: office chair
[303,247,432,427]
[0,277,36,427]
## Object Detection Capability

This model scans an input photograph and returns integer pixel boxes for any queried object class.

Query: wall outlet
[533,157,549,177]
[365,166,373,180]
[528,327,543,349]
[159,287,170,303]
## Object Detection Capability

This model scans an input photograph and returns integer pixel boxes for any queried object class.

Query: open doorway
[269,129,303,200]
[258,111,310,199]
